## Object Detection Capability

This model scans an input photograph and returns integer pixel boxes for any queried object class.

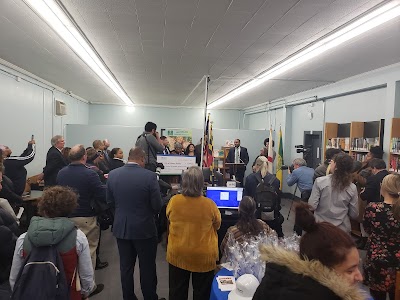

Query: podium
[225,162,246,185]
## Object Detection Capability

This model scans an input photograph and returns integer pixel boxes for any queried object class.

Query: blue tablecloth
[209,268,233,300]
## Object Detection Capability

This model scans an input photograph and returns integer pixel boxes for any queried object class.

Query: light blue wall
[0,66,89,176]
[89,104,243,130]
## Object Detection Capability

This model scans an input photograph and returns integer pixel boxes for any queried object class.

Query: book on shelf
[390,138,400,153]
[352,152,367,162]
[327,138,350,151]
[390,156,400,172]
[351,137,379,151]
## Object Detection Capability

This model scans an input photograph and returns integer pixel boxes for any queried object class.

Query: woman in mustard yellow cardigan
[167,166,221,300]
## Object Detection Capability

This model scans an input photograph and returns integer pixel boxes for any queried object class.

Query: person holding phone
[1,136,36,196]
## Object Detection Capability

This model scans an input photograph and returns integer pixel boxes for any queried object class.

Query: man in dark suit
[43,135,68,187]
[107,147,164,300]
[226,139,249,186]
[360,158,390,203]
[57,144,106,297]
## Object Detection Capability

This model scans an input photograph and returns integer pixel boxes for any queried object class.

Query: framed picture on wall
[161,128,193,151]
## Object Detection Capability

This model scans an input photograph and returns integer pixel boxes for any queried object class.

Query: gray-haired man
[286,158,314,235]
[43,135,68,187]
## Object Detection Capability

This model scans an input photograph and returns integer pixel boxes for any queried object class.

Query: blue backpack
[11,245,70,300]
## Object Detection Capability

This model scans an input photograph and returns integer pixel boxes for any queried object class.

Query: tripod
[287,184,298,220]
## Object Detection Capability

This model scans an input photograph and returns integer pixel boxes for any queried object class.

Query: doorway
[303,131,322,169]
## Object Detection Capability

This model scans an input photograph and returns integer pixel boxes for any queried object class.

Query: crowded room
[1,1,400,300]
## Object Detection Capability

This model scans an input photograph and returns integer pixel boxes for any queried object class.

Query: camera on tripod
[280,164,294,173]
[295,144,311,154]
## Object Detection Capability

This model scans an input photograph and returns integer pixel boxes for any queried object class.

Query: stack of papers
[216,276,236,291]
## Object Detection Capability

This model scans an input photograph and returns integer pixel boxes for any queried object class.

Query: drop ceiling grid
[1,0,122,104]
[206,0,386,104]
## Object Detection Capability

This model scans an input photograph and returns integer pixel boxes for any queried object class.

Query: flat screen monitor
[206,187,243,209]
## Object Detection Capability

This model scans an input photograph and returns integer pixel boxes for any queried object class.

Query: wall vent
[55,100,67,116]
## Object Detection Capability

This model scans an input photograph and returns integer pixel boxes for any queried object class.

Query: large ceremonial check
[157,154,197,175]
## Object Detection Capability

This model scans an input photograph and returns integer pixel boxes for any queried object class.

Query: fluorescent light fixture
[22,0,134,106]
[208,1,400,109]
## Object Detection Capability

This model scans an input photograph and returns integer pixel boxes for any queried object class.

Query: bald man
[57,145,107,295]
[107,147,164,300]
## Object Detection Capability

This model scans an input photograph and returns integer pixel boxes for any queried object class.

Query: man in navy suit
[43,135,68,186]
[107,147,164,300]
[226,139,249,186]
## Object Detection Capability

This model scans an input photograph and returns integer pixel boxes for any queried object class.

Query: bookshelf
[389,118,400,172]
[324,123,350,155]
[324,120,384,162]
[350,120,384,162]
[213,147,231,182]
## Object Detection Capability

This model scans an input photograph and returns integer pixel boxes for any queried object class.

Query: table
[21,190,43,230]
[209,268,233,300]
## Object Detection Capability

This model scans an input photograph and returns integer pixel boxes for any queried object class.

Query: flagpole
[200,75,210,167]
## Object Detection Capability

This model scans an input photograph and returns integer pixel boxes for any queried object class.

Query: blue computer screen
[206,187,243,209]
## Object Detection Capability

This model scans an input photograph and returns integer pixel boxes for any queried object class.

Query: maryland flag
[276,127,284,189]
[209,123,214,182]
[203,114,213,167]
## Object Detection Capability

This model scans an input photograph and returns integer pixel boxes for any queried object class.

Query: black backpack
[254,174,279,221]
[11,245,70,300]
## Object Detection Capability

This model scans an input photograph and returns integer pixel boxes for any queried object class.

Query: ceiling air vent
[55,100,67,116]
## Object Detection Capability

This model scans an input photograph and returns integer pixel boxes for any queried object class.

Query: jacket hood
[259,245,367,300]
[27,216,76,247]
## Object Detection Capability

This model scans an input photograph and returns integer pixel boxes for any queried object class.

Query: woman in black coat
[253,203,366,300]
[108,148,125,171]
[0,207,19,294]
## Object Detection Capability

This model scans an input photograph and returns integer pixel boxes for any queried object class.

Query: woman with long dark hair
[363,174,400,300]
[220,196,275,260]
[108,147,125,170]
[309,153,359,233]
[184,143,195,156]
[253,203,364,300]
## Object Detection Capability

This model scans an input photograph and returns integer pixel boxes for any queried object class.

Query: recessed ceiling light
[22,0,134,106]
[208,1,400,109]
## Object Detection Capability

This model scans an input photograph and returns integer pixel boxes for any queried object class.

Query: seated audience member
[253,203,364,300]
[2,140,36,196]
[167,166,221,300]
[9,186,95,299]
[85,147,106,183]
[93,140,110,174]
[309,153,358,234]
[286,158,314,235]
[360,158,389,203]
[0,206,19,297]
[184,143,195,156]
[363,174,400,300]
[160,136,170,154]
[314,148,341,181]
[244,156,283,237]
[220,196,276,261]
[108,147,125,170]
[173,143,184,155]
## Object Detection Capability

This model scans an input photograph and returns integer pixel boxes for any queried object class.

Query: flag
[276,127,284,189]
[267,128,274,174]
[209,123,214,182]
[203,114,213,167]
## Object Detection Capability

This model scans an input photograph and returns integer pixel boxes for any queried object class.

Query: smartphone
[31,134,34,141]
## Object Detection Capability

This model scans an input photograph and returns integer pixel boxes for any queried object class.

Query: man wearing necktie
[226,139,249,186]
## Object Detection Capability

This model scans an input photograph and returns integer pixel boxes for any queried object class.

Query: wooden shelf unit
[324,120,384,162]
[389,118,400,172]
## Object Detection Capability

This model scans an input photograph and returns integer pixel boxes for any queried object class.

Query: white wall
[0,65,89,176]
[242,62,400,192]
[89,104,243,130]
